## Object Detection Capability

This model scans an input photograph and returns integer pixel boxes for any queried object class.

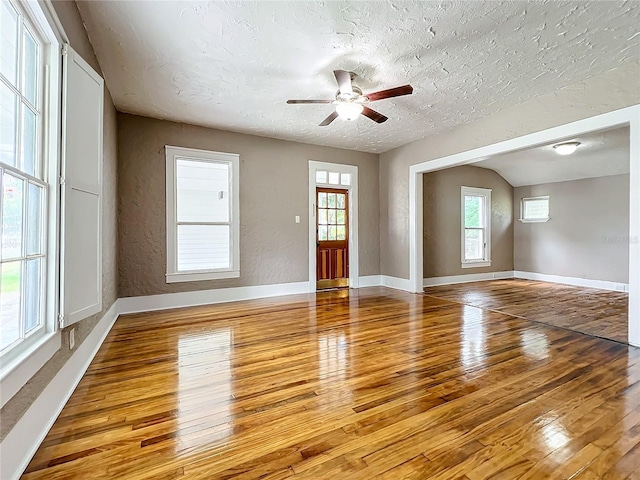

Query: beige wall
[423,166,514,278]
[117,114,379,298]
[380,61,640,280]
[514,175,629,283]
[0,1,119,440]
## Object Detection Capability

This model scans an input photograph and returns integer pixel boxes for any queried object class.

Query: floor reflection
[460,305,486,369]
[520,329,550,360]
[177,329,233,451]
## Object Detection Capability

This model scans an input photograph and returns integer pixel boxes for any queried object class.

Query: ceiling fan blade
[319,111,339,126]
[333,70,353,95]
[366,85,413,102]
[287,99,333,104]
[361,106,388,123]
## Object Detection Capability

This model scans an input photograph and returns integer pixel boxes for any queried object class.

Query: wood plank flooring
[424,279,629,344]
[23,287,640,479]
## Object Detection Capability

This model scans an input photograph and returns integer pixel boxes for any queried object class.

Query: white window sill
[519,218,550,223]
[166,270,240,283]
[0,331,61,408]
[461,261,492,269]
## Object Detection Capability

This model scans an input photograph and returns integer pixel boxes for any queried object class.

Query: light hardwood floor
[23,287,640,479]
[424,279,629,344]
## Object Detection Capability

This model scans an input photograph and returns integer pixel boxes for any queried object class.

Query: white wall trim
[514,271,629,293]
[424,271,514,287]
[409,105,640,346]
[380,275,413,291]
[308,161,359,292]
[117,281,311,314]
[0,301,119,480]
[358,275,383,287]
[0,333,61,409]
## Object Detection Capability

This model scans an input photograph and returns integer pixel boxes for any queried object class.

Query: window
[315,169,351,186]
[461,186,491,268]
[520,196,549,222]
[1,0,58,365]
[165,146,239,282]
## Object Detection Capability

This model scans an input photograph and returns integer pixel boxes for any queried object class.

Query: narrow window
[1,0,54,360]
[461,186,492,268]
[520,196,549,222]
[165,146,240,282]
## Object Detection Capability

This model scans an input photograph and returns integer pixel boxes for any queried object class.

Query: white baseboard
[380,275,413,292]
[424,271,514,287]
[118,281,311,314]
[358,275,383,287]
[514,271,629,292]
[0,301,119,480]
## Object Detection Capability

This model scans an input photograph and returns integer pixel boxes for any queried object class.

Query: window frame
[165,145,240,283]
[520,195,550,223]
[460,186,492,269]
[0,0,63,396]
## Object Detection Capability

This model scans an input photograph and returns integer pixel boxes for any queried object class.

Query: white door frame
[408,105,640,347]
[308,161,359,292]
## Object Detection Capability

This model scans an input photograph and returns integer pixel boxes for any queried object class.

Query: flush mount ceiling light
[335,102,364,121]
[553,141,581,155]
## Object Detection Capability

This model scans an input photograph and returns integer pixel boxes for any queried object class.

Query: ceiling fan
[287,70,413,126]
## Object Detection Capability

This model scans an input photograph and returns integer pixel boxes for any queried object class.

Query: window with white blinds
[165,146,239,282]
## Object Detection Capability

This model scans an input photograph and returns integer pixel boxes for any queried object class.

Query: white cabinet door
[60,45,104,326]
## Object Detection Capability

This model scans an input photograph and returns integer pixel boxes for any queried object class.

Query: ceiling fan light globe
[336,103,364,121]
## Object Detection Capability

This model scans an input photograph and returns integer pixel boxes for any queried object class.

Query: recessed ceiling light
[553,141,581,155]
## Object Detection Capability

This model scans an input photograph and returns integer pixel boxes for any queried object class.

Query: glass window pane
[25,257,41,332]
[2,173,24,259]
[328,172,339,185]
[327,193,336,208]
[464,195,482,228]
[0,82,17,166]
[336,210,345,225]
[328,209,336,225]
[318,225,327,241]
[328,226,337,241]
[176,159,229,223]
[27,182,42,255]
[0,0,18,86]
[177,224,230,271]
[315,170,327,184]
[22,29,38,105]
[340,173,351,186]
[524,198,549,220]
[337,225,346,240]
[318,192,327,208]
[1,260,22,350]
[21,105,37,176]
[337,193,345,209]
[464,229,484,261]
[318,208,327,225]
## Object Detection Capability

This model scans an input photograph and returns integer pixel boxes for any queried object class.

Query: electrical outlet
[69,328,75,350]
[295,215,300,223]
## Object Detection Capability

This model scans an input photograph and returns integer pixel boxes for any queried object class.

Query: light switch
[295,215,300,223]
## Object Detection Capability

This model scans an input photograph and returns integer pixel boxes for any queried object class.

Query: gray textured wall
[117,114,380,298]
[514,175,630,283]
[0,1,119,440]
[380,61,640,280]
[423,166,514,278]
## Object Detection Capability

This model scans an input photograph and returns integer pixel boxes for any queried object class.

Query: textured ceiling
[477,126,630,187]
[76,0,640,153]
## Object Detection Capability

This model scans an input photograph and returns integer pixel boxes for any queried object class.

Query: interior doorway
[308,161,359,292]
[316,187,349,290]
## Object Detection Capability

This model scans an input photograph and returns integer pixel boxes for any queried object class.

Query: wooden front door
[316,188,349,290]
